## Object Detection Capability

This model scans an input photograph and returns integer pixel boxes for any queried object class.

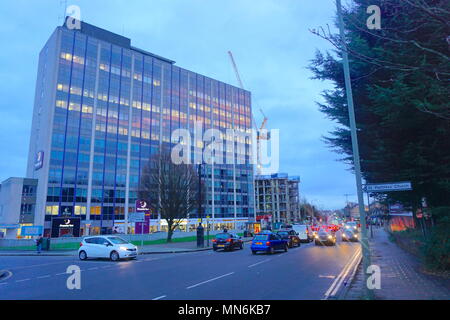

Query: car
[78,236,138,261]
[314,229,337,246]
[342,229,359,242]
[292,224,313,242]
[212,233,244,251]
[344,222,359,232]
[251,232,289,254]
[276,229,301,248]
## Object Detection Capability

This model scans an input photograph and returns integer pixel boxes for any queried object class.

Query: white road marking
[55,272,66,276]
[186,272,235,289]
[152,295,167,300]
[248,259,271,268]
[15,278,31,282]
[330,250,361,297]
[88,267,99,270]
[323,248,361,299]
[36,275,51,279]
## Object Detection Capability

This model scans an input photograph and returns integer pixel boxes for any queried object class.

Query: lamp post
[196,163,204,248]
[336,0,372,299]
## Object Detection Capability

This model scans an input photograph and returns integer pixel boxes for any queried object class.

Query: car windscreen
[294,225,307,231]
[253,234,269,241]
[107,237,128,244]
[215,233,231,239]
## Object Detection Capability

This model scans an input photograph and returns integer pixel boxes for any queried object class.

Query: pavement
[343,227,450,300]
[0,234,361,300]
[0,237,253,256]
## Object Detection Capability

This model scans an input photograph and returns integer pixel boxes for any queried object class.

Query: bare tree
[139,149,202,242]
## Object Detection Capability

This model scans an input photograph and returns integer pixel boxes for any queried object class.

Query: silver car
[314,229,337,246]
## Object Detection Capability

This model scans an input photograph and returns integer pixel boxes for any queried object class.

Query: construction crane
[227,51,270,175]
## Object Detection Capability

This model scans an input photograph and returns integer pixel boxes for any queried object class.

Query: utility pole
[336,0,372,299]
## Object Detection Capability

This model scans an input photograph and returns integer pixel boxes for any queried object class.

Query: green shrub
[421,207,450,271]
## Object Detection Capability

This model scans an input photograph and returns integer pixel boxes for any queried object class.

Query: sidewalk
[343,227,450,300]
[0,237,253,256]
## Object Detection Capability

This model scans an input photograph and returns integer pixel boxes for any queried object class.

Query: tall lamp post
[336,0,372,299]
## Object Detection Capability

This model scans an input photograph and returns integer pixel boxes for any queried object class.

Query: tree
[138,149,202,242]
[309,0,450,210]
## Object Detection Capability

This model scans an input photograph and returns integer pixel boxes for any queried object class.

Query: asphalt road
[0,237,360,300]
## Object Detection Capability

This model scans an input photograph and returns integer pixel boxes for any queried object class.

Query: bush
[421,207,450,271]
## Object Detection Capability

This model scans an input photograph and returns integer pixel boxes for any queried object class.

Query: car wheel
[240,243,244,250]
[110,251,120,261]
[269,247,275,254]
[284,244,288,252]
[315,241,320,246]
[79,250,87,260]
[252,250,257,255]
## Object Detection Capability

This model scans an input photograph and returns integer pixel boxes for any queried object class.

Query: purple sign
[135,199,150,213]
[34,151,44,171]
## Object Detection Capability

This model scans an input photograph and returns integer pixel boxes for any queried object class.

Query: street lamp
[336,0,372,299]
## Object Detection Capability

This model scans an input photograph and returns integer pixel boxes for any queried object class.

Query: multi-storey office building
[23,19,255,237]
[255,173,300,225]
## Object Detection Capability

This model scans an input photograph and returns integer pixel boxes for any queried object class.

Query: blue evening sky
[0,0,359,209]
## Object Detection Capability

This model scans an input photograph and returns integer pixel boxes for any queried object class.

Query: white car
[78,236,138,261]
[292,224,312,242]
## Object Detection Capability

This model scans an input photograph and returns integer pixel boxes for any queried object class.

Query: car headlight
[119,246,128,251]
[343,234,347,237]
[328,235,332,239]
[354,234,358,238]
[314,235,319,239]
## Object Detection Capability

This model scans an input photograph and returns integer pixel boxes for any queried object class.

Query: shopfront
[51,217,81,238]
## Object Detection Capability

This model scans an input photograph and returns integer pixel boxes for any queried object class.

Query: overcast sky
[0,0,360,209]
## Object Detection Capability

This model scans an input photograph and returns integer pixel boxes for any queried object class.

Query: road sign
[129,212,145,222]
[364,181,412,192]
[21,226,43,236]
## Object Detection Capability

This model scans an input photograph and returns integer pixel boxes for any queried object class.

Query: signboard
[135,200,150,213]
[34,151,44,171]
[51,217,81,237]
[21,226,43,236]
[364,181,412,192]
[389,203,413,216]
[128,212,145,222]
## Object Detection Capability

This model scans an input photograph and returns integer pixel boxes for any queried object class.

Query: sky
[0,0,360,209]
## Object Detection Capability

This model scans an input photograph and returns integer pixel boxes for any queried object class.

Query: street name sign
[364,181,412,192]
[128,212,145,222]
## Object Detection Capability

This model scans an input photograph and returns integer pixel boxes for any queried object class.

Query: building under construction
[254,173,301,224]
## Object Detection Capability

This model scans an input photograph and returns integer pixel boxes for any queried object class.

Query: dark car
[276,229,301,248]
[251,232,289,254]
[314,229,337,246]
[212,233,244,251]
[341,229,359,242]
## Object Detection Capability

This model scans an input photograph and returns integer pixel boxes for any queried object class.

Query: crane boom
[227,51,244,89]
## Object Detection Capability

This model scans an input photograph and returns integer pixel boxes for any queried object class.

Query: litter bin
[196,224,204,248]
[41,238,51,251]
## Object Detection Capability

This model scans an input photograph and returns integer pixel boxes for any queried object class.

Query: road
[0,238,360,300]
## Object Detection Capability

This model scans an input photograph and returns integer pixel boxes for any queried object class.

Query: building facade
[0,178,38,238]
[22,20,255,237]
[254,173,300,225]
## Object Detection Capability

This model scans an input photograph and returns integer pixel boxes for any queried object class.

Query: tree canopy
[309,0,450,209]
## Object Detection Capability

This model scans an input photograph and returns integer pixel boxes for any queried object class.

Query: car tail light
[226,238,232,242]
[79,242,83,247]
[212,239,217,243]
[266,241,271,246]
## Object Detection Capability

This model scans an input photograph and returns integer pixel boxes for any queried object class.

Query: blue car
[251,232,289,254]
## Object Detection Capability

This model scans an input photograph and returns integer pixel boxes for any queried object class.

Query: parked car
[276,229,301,248]
[314,229,337,246]
[78,236,138,261]
[251,232,289,254]
[292,224,313,242]
[212,233,244,251]
[342,229,359,242]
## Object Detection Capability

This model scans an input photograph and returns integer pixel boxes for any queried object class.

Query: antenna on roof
[58,0,68,25]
